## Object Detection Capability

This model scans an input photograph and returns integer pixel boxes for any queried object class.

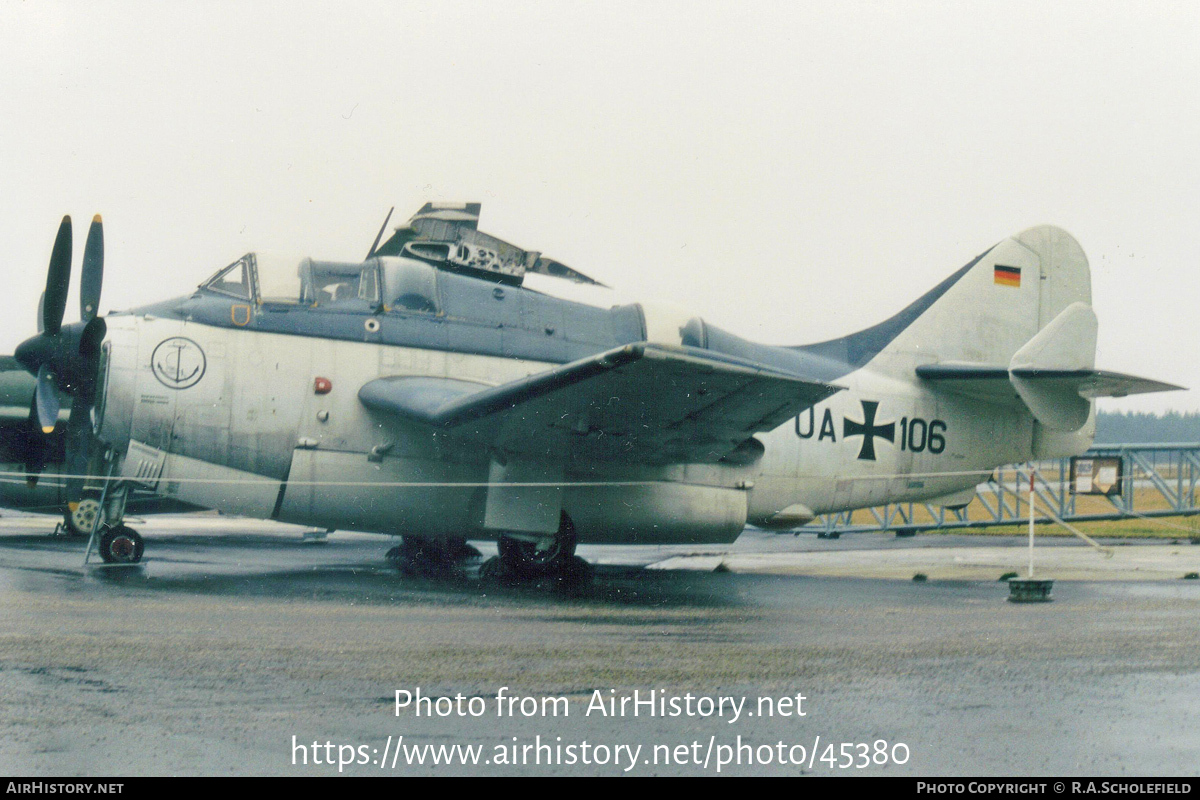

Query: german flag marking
[994,265,1021,287]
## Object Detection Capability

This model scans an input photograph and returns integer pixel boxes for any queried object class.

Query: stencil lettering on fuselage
[796,399,948,461]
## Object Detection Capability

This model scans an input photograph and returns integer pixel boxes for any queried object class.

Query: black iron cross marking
[843,400,895,461]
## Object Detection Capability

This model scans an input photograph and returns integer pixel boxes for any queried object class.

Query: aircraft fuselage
[90,246,1079,546]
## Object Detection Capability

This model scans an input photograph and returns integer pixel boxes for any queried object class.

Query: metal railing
[808,443,1200,536]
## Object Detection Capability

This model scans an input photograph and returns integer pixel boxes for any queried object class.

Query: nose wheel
[98,525,144,564]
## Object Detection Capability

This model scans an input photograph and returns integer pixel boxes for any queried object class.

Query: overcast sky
[2,1,1197,412]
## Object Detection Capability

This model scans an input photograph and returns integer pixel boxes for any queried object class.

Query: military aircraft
[0,204,1181,577]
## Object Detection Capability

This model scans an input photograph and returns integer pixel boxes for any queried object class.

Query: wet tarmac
[1,512,1198,776]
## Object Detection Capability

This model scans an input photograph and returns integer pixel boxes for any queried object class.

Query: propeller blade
[79,317,107,361]
[37,292,45,334]
[34,365,59,433]
[43,216,72,336]
[24,394,48,487]
[80,215,103,322]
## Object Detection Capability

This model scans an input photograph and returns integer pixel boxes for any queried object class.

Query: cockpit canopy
[200,253,441,314]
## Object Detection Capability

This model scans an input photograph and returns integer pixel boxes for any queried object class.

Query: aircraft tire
[64,495,106,539]
[445,537,482,561]
[553,555,594,587]
[394,536,455,577]
[477,555,516,584]
[98,525,144,564]
[496,513,578,578]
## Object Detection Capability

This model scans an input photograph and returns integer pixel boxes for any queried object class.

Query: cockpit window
[382,257,440,314]
[255,252,304,305]
[358,266,380,303]
[204,253,383,308]
[201,256,252,299]
[304,260,381,307]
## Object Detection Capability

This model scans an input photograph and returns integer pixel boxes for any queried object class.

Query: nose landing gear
[97,525,144,564]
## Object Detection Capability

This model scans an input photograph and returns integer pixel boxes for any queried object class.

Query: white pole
[1028,469,1035,578]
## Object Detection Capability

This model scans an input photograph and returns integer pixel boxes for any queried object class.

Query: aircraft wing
[359,343,843,463]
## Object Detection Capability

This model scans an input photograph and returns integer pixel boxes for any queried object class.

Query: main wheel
[98,525,144,564]
[497,513,577,577]
[391,536,455,577]
[445,537,482,561]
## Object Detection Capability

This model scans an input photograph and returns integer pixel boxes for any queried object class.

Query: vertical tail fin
[816,225,1182,457]
[797,225,1092,376]
[795,226,1099,458]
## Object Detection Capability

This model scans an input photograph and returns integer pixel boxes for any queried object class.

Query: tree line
[1094,410,1200,444]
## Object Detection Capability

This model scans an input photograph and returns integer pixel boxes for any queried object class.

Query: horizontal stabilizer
[918,363,1182,396]
[359,343,843,463]
[917,301,1183,430]
[918,367,1183,431]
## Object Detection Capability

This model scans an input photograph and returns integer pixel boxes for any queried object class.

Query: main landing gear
[386,513,593,585]
[480,513,593,586]
[386,536,482,578]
